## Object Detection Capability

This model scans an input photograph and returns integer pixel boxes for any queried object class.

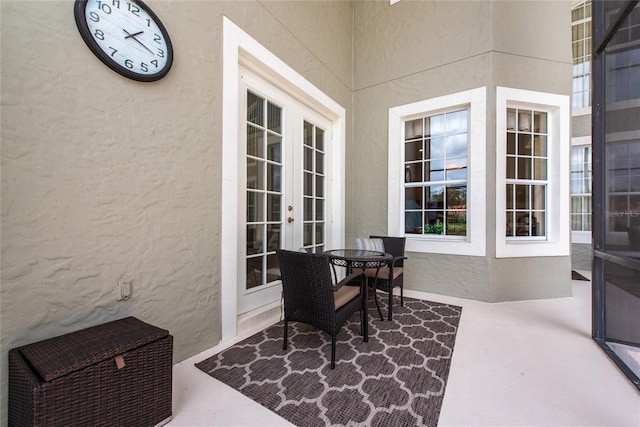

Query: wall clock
[74,0,173,82]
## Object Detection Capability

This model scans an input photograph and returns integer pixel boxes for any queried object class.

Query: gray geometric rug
[196,297,462,427]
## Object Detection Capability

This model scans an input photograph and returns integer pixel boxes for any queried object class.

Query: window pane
[304,121,313,146]
[247,191,264,222]
[532,185,546,210]
[267,163,281,192]
[304,146,313,171]
[267,102,281,133]
[515,185,530,209]
[316,199,324,220]
[447,210,467,236]
[405,119,423,139]
[447,185,467,208]
[446,157,467,180]
[405,163,422,183]
[316,151,324,174]
[507,184,514,209]
[425,160,444,182]
[266,254,280,283]
[446,134,467,157]
[267,134,281,162]
[246,256,262,289]
[304,223,313,246]
[518,110,532,131]
[532,212,545,236]
[429,137,445,159]
[446,110,468,134]
[507,109,516,130]
[247,159,264,190]
[507,156,516,179]
[424,212,444,235]
[518,134,532,156]
[507,133,516,154]
[247,125,264,158]
[316,128,324,151]
[266,193,281,221]
[426,185,445,209]
[266,224,280,251]
[534,158,547,180]
[247,92,263,126]
[316,176,324,197]
[534,135,547,157]
[304,197,313,221]
[405,140,423,162]
[304,172,312,196]
[429,115,445,136]
[247,224,263,254]
[518,157,532,179]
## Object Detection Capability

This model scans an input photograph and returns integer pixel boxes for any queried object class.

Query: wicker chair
[362,236,407,320]
[276,249,368,369]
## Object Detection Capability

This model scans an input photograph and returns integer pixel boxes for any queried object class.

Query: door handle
[287,217,294,223]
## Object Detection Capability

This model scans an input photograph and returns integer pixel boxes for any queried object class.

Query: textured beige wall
[1,0,353,420]
[351,0,573,301]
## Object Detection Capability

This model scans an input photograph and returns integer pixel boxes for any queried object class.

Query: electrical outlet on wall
[117,280,132,301]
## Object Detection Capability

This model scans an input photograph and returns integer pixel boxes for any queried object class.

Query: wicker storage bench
[9,317,173,427]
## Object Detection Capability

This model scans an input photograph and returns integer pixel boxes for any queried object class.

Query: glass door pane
[246,92,282,290]
[301,121,326,253]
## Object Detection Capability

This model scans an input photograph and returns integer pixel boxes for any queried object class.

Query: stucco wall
[1,0,353,421]
[351,0,573,301]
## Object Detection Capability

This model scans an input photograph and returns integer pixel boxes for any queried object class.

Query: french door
[238,67,330,314]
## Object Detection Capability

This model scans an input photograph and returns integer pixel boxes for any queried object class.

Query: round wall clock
[74,0,173,82]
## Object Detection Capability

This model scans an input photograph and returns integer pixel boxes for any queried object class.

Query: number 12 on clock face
[74,0,173,82]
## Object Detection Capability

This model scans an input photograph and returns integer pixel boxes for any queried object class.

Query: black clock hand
[123,29,154,55]
[124,30,144,39]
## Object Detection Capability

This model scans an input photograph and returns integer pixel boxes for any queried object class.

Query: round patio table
[324,249,393,321]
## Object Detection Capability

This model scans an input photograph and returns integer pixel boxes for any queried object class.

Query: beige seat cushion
[334,285,360,309]
[355,267,403,280]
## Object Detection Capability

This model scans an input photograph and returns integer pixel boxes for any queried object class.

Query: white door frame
[221,16,346,341]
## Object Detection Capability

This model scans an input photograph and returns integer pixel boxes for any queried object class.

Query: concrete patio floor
[167,271,640,426]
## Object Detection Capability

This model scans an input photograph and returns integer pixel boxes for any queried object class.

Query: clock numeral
[126,2,140,17]
[157,48,165,58]
[96,1,112,14]
[146,18,151,27]
[124,59,134,69]
[109,47,118,57]
[154,34,161,44]
[141,62,149,72]
[89,11,100,22]
[110,0,121,9]
[94,29,105,41]
[151,59,158,68]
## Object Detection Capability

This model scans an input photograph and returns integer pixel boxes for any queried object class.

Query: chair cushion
[358,267,403,280]
[334,285,360,309]
[355,238,385,252]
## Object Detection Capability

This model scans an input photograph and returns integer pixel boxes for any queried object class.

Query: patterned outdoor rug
[196,297,462,427]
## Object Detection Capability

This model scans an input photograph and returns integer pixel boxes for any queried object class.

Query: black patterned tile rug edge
[196,297,462,427]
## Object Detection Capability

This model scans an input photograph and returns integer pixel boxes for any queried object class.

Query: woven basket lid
[17,317,169,382]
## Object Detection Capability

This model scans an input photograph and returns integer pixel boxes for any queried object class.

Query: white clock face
[78,0,172,80]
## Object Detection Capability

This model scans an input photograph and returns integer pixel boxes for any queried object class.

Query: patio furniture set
[277,236,407,369]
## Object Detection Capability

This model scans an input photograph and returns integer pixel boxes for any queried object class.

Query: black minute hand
[123,29,154,55]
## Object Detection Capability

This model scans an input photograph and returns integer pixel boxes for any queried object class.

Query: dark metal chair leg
[282,320,288,350]
[331,334,336,369]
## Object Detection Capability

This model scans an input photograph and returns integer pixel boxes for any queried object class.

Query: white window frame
[388,87,486,256]
[571,0,592,114]
[496,87,571,258]
[571,135,592,244]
